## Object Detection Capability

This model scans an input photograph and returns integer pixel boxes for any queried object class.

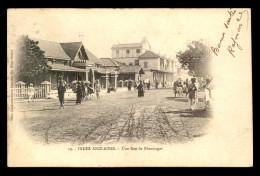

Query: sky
[8,8,225,59]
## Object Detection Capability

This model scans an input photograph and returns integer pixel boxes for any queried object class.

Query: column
[41,81,51,98]
[114,72,118,91]
[106,73,109,92]
[85,70,89,81]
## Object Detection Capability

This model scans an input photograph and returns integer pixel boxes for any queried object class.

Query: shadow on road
[20,108,59,112]
[165,97,188,102]
[180,109,212,118]
[162,109,212,118]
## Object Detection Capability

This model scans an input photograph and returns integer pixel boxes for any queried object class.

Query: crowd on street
[26,75,214,111]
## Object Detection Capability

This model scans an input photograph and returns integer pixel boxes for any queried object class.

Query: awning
[119,65,145,74]
[50,63,87,72]
[150,69,175,74]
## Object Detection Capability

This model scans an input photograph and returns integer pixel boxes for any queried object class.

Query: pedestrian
[57,77,66,109]
[95,80,101,100]
[76,81,82,104]
[177,80,183,97]
[87,82,94,100]
[187,78,198,110]
[134,81,137,91]
[137,80,144,98]
[203,77,212,111]
[28,83,36,103]
[155,80,159,89]
[164,81,167,88]
[183,82,189,97]
[147,80,151,90]
[81,81,86,100]
[173,81,177,97]
[128,80,132,91]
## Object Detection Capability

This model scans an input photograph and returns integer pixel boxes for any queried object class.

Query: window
[126,50,130,54]
[116,50,119,54]
[166,60,170,70]
[129,62,133,66]
[144,62,148,68]
[160,58,164,69]
[136,49,140,53]
[135,60,139,66]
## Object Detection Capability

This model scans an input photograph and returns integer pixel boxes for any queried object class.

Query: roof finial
[141,36,147,43]
[79,35,85,42]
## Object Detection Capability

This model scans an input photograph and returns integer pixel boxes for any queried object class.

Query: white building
[111,37,151,66]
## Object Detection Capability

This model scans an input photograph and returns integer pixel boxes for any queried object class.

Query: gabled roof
[60,42,82,59]
[30,37,101,64]
[85,48,101,64]
[100,58,121,67]
[139,50,160,58]
[30,38,71,60]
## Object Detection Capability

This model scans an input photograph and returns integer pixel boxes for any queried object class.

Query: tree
[15,35,51,83]
[176,40,212,77]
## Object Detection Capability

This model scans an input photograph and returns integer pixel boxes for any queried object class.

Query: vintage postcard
[7,8,252,167]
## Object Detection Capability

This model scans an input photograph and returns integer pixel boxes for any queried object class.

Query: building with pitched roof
[110,37,188,87]
[29,38,118,91]
[138,50,178,87]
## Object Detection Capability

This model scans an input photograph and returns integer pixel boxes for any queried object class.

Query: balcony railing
[73,60,91,67]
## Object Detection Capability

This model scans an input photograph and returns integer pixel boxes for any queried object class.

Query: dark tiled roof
[94,67,117,74]
[139,50,160,58]
[119,65,145,74]
[113,60,126,66]
[100,58,121,67]
[60,42,82,59]
[51,62,86,72]
[30,38,71,60]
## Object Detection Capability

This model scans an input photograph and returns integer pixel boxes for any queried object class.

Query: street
[16,88,212,145]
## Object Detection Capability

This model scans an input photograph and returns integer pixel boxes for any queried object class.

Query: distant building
[111,37,190,87]
[138,50,177,87]
[111,37,151,66]
[99,58,145,87]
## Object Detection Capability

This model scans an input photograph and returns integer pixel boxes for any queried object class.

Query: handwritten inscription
[211,9,249,58]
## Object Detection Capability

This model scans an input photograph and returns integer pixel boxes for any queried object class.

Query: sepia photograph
[7,8,252,167]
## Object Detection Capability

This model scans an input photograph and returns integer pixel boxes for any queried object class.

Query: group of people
[128,80,151,91]
[173,78,198,111]
[173,80,189,98]
[28,76,213,111]
[56,76,101,109]
[173,77,213,111]
[74,79,101,105]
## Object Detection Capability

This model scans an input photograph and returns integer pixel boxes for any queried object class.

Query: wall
[112,47,142,59]
[139,71,153,82]
[139,57,159,70]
